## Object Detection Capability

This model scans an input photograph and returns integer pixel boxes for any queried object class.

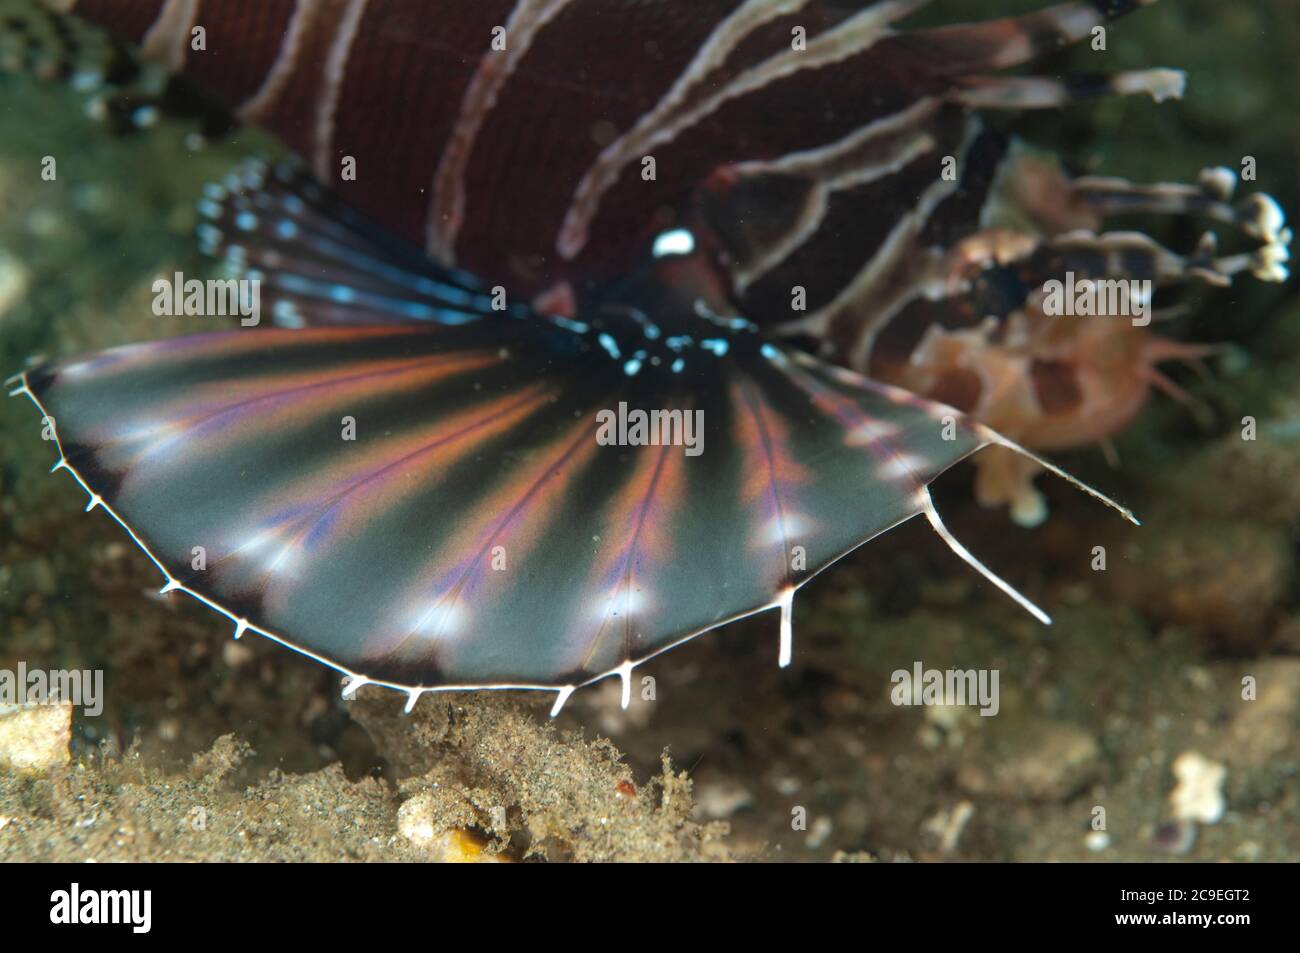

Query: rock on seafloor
[1168,752,1227,825]
[0,701,71,773]
[348,691,736,861]
[398,794,508,862]
[956,717,1101,803]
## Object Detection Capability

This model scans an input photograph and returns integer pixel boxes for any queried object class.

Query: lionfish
[5,0,1289,715]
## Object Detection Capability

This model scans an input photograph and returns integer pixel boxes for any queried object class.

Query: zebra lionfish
[6,1,1290,715]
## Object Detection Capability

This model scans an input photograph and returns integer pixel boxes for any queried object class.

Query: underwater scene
[0,0,1296,873]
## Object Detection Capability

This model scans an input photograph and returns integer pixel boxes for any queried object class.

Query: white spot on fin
[652,228,695,258]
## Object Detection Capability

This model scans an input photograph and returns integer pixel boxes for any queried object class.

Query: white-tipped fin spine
[777,588,795,668]
[550,686,575,718]
[919,488,1051,626]
[616,661,634,710]
[977,427,1140,526]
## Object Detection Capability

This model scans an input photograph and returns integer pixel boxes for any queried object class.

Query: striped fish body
[37,4,1206,291]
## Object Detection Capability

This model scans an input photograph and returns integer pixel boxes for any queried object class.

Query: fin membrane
[10,161,1081,696]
